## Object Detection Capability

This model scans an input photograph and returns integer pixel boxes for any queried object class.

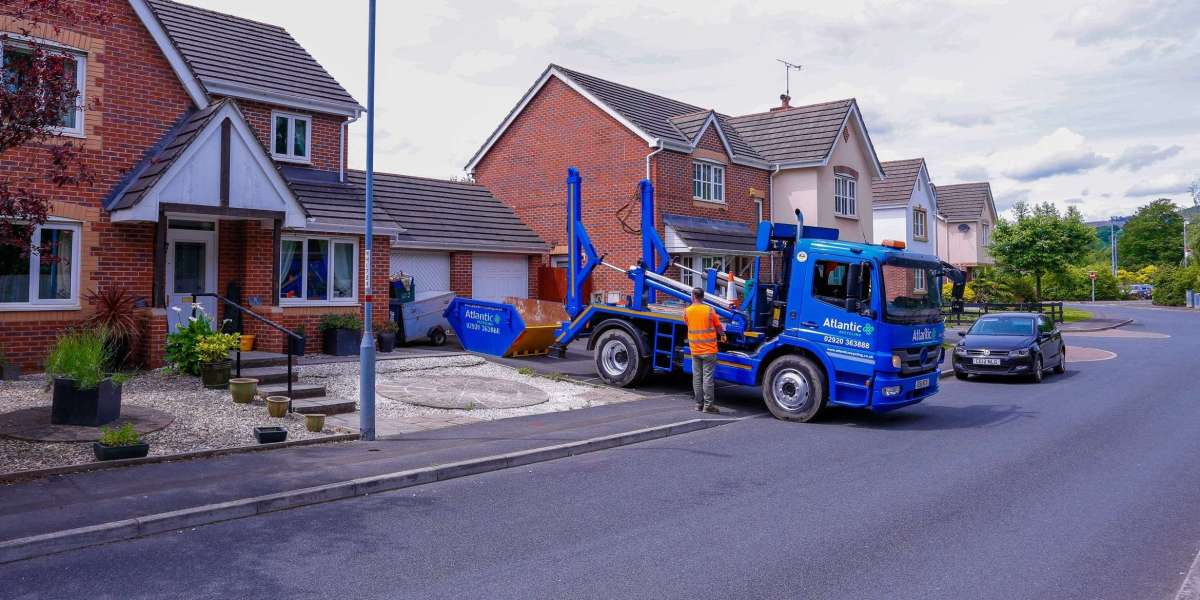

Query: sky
[190,0,1200,221]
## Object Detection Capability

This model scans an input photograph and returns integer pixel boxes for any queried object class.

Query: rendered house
[467,65,885,298]
[934,182,998,274]
[871,158,938,255]
[0,0,543,369]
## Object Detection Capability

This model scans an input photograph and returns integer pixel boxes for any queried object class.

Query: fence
[942,301,1065,327]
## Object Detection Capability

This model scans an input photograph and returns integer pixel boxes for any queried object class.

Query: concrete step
[292,396,356,415]
[258,383,327,400]
[237,366,298,385]
[230,351,290,369]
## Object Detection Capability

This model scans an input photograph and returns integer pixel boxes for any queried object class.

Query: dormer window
[271,111,311,162]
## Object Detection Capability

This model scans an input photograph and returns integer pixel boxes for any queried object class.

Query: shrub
[1152,265,1200,306]
[1042,264,1121,301]
[45,328,111,390]
[374,320,398,334]
[196,332,241,363]
[84,287,142,370]
[165,308,214,375]
[319,313,362,332]
[98,423,141,447]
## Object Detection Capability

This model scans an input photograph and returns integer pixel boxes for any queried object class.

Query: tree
[1117,199,1184,269]
[989,201,1096,300]
[0,0,111,254]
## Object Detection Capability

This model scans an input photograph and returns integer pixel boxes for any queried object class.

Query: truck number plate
[914,378,929,390]
[972,358,1001,366]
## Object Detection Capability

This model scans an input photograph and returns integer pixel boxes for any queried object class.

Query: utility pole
[1109,217,1118,277]
[358,0,377,441]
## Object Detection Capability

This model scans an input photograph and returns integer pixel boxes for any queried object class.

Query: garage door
[472,253,528,302]
[391,251,450,293]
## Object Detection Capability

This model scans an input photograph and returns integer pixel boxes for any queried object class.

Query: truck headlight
[1010,347,1031,357]
[891,354,902,369]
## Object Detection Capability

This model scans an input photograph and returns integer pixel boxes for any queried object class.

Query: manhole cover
[0,405,175,442]
[378,376,549,410]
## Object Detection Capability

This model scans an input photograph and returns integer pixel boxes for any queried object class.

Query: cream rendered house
[934,182,998,275]
[871,158,938,255]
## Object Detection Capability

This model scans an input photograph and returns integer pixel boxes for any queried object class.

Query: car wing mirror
[957,330,966,337]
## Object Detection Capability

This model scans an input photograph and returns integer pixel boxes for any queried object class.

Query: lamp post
[358,0,377,441]
[1109,217,1118,277]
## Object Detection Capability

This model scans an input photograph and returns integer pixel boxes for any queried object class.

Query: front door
[165,222,218,333]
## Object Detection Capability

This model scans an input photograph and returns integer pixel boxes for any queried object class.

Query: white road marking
[1175,545,1200,600]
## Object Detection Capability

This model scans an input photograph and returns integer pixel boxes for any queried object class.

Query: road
[5,303,1199,599]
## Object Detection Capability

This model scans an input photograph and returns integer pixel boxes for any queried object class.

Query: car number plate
[972,358,1001,366]
[914,378,929,390]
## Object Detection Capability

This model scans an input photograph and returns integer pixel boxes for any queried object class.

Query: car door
[1036,315,1059,364]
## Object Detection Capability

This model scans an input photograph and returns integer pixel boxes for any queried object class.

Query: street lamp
[1109,217,1118,277]
[358,0,377,441]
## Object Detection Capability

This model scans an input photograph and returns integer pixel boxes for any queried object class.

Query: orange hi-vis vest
[684,303,723,356]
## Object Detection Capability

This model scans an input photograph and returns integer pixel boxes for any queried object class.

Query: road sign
[1088,271,1097,281]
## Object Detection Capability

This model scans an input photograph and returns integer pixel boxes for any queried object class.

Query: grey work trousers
[692,354,717,406]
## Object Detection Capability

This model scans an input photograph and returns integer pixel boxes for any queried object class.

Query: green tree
[1118,199,1183,269]
[989,201,1096,300]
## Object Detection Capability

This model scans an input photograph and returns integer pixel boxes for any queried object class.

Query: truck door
[793,258,878,383]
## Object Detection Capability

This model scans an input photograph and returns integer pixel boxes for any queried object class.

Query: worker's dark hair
[692,287,705,301]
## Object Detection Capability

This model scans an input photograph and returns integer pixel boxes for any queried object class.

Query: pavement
[4,302,1198,599]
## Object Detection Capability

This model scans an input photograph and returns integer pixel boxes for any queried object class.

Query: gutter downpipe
[645,140,664,181]
[339,112,361,183]
[768,164,782,224]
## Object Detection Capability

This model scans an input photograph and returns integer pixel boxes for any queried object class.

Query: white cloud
[1001,128,1109,181]
[1126,174,1193,197]
[449,51,517,78]
[497,12,559,48]
[1108,144,1183,172]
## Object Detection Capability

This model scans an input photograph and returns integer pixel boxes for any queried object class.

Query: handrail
[941,301,1065,326]
[192,293,301,412]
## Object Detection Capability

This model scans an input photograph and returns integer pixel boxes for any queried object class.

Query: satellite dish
[957,223,970,233]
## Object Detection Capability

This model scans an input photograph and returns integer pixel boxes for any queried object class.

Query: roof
[146,0,361,115]
[872,158,927,207]
[284,168,547,253]
[936,182,995,221]
[107,100,227,210]
[467,64,879,173]
[663,214,758,254]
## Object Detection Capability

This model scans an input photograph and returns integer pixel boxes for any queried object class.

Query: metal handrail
[192,293,303,412]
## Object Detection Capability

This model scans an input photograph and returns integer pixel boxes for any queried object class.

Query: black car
[952,312,1066,382]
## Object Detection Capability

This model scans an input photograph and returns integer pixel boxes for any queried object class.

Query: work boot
[695,403,704,412]
[703,404,721,414]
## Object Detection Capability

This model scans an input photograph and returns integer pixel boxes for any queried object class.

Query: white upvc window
[692,160,725,203]
[679,254,753,288]
[834,174,857,217]
[271,111,311,162]
[0,221,82,310]
[981,222,990,246]
[913,207,928,240]
[913,268,927,293]
[0,40,86,137]
[279,236,358,304]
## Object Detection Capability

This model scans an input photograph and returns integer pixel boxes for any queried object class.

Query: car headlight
[953,345,967,356]
[1010,347,1031,357]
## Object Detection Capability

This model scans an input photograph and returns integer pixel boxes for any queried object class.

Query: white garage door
[472,253,528,302]
[391,251,450,293]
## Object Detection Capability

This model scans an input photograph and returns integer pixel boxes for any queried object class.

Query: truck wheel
[761,355,827,422]
[593,328,648,387]
[428,327,447,347]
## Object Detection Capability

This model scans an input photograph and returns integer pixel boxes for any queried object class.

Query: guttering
[202,78,364,117]
[645,140,665,180]
[339,113,360,183]
[768,164,782,221]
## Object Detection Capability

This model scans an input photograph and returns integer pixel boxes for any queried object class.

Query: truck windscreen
[880,258,943,324]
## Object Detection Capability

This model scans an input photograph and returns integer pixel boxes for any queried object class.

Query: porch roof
[663,214,761,256]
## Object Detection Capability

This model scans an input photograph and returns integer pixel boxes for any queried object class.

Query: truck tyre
[593,328,648,387]
[762,354,827,422]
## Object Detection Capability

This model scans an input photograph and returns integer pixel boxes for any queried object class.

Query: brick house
[0,0,545,370]
[466,64,886,299]
[934,182,998,276]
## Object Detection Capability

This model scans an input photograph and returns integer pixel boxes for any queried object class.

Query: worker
[685,286,725,413]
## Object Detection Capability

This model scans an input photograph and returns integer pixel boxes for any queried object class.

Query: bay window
[0,222,81,309]
[279,237,357,303]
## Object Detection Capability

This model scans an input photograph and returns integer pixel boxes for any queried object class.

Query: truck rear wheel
[593,328,648,388]
[761,354,827,422]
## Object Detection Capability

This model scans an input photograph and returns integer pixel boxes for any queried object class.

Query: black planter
[93,441,149,461]
[51,378,122,427]
[287,335,307,357]
[377,332,396,353]
[254,426,288,444]
[0,362,20,381]
[322,328,360,356]
[200,360,232,389]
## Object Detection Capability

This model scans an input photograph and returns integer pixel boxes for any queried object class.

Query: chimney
[771,93,791,112]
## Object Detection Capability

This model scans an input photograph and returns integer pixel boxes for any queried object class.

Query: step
[292,396,357,415]
[229,351,290,369]
[236,366,298,385]
[258,383,327,400]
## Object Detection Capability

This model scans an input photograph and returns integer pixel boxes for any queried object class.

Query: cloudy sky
[192,0,1199,220]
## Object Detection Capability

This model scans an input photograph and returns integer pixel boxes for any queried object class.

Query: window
[913,208,928,240]
[679,255,753,288]
[981,223,990,246]
[1038,316,1054,334]
[913,268,927,292]
[279,237,357,303]
[812,259,868,309]
[0,222,81,309]
[692,161,725,203]
[271,111,311,162]
[834,174,857,217]
[1,42,86,136]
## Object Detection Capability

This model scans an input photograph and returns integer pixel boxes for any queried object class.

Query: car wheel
[761,354,827,422]
[1031,355,1043,383]
[1053,346,1066,374]
[955,371,970,380]
[593,328,648,387]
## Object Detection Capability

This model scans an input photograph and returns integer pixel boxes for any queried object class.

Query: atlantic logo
[912,328,936,342]
[822,317,864,334]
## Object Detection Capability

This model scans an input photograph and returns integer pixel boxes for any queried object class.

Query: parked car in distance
[952,313,1065,383]
[1127,284,1153,299]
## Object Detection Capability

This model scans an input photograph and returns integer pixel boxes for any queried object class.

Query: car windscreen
[970,316,1035,336]
[880,257,942,324]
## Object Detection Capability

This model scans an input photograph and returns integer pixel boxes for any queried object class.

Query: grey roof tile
[936,182,994,221]
[148,0,360,112]
[725,99,854,164]
[872,158,926,207]
[663,214,757,253]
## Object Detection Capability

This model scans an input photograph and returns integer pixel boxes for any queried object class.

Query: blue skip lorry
[446,168,965,422]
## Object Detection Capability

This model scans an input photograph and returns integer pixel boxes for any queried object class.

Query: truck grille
[898,345,940,375]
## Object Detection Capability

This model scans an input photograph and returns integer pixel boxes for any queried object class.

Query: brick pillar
[450,252,473,297]
[140,308,169,369]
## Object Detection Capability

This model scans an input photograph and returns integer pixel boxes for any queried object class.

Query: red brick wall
[236,99,347,173]
[450,252,473,298]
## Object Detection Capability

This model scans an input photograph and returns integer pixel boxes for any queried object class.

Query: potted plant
[239,334,255,352]
[228,377,259,404]
[375,320,398,352]
[254,426,288,444]
[84,287,142,371]
[266,395,290,418]
[0,346,20,381]
[286,325,307,356]
[389,272,414,302]
[93,423,149,461]
[46,329,126,427]
[196,332,241,389]
[165,305,215,376]
[319,313,362,356]
[305,413,325,433]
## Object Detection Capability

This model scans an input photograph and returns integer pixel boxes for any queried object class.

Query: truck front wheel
[593,328,648,388]
[762,355,827,422]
